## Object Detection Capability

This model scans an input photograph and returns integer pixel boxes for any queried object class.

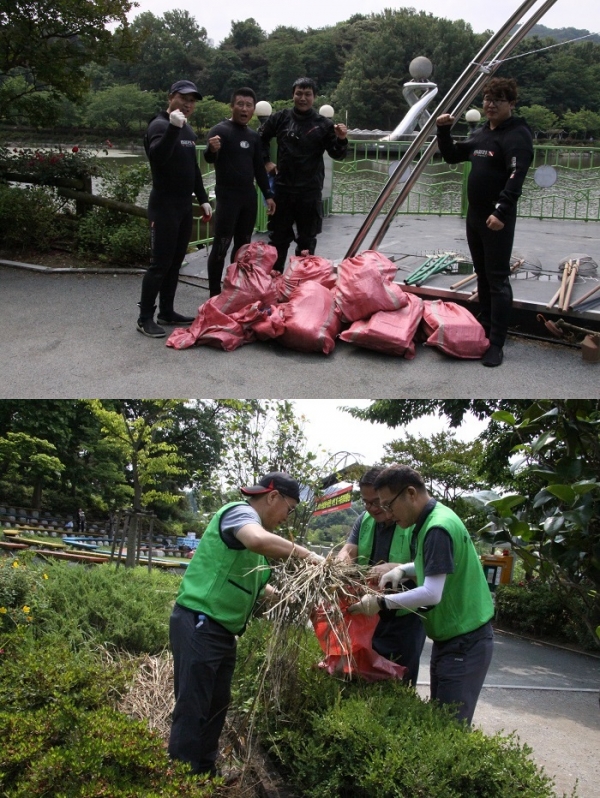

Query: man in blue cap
[137,80,212,338]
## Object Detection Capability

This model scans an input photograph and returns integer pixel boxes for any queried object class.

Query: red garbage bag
[334,250,408,323]
[421,299,489,359]
[212,241,278,315]
[278,281,342,354]
[166,300,268,351]
[312,598,407,682]
[273,254,337,302]
[339,292,424,359]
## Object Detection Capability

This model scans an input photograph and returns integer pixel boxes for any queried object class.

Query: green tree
[562,107,600,138]
[0,432,65,509]
[83,84,158,134]
[518,104,558,137]
[0,0,136,119]
[468,400,600,647]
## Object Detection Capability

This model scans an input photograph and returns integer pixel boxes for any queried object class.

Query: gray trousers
[430,621,494,724]
[168,603,237,774]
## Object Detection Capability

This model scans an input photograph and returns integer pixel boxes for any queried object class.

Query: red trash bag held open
[312,597,407,682]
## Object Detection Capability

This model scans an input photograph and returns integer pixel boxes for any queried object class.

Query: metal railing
[189,139,600,249]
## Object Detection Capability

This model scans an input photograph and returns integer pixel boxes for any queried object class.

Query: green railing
[332,141,600,222]
[189,142,600,249]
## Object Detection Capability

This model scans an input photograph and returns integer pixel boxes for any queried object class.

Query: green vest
[356,512,414,617]
[413,501,493,641]
[175,501,271,635]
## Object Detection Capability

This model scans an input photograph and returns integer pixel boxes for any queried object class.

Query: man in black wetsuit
[137,80,212,338]
[204,87,275,297]
[436,77,533,367]
[260,77,348,273]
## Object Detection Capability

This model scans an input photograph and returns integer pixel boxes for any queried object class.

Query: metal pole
[368,0,558,252]
[344,0,557,258]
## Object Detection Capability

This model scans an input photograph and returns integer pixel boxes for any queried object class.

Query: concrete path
[416,631,600,798]
[1,215,599,398]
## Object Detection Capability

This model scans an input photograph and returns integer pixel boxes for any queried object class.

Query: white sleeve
[384,573,446,611]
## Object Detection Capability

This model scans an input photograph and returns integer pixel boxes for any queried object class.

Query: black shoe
[157,311,195,325]
[136,317,166,338]
[482,344,504,367]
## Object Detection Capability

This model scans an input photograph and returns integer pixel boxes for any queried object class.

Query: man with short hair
[349,464,494,725]
[168,472,323,777]
[337,467,426,685]
[436,77,533,367]
[204,87,275,296]
[137,79,212,338]
[260,77,348,272]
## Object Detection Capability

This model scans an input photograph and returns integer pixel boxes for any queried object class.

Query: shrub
[0,183,64,251]
[234,620,572,798]
[0,554,49,634]
[495,581,597,650]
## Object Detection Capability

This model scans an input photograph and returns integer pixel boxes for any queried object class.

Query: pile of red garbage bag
[166,243,489,358]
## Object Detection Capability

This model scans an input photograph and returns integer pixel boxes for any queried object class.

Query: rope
[472,32,599,73]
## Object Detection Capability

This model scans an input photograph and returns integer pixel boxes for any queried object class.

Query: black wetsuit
[436,116,533,346]
[138,111,209,320]
[203,120,273,296]
[260,107,348,271]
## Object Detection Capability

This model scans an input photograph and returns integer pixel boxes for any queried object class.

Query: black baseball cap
[169,80,202,100]
[241,472,300,503]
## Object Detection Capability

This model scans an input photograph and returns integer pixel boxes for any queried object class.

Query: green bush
[0,183,64,251]
[495,581,597,650]
[0,553,49,633]
[234,621,572,798]
[0,637,214,798]
[76,209,150,265]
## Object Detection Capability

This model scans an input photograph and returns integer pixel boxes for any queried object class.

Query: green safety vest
[356,512,414,617]
[175,501,271,635]
[413,501,494,641]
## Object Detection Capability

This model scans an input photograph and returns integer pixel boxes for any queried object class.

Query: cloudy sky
[129,1,599,47]
[292,400,487,469]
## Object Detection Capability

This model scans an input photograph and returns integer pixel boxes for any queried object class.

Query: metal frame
[345,0,560,258]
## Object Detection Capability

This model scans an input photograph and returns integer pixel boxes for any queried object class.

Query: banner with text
[313,484,353,516]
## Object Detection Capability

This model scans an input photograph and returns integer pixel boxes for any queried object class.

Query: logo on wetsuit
[240,141,250,149]
[473,149,494,157]
[180,140,195,147]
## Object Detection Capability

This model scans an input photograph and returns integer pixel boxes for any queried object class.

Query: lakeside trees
[2,6,600,136]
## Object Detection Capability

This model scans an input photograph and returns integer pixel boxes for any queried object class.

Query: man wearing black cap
[137,80,213,338]
[168,472,323,778]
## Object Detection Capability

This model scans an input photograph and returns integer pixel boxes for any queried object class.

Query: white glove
[169,109,186,128]
[378,565,406,590]
[347,594,381,616]
[200,202,212,219]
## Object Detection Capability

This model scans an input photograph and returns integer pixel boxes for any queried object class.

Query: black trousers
[168,603,237,775]
[267,192,323,272]
[207,187,257,296]
[138,193,193,320]
[466,212,517,348]
[430,621,494,724]
[372,611,427,686]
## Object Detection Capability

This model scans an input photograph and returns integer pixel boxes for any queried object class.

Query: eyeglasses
[483,97,508,106]
[279,493,297,516]
[362,498,381,509]
[380,485,409,512]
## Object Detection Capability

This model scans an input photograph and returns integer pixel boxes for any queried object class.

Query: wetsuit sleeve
[147,117,181,162]
[436,125,471,164]
[194,162,209,205]
[253,137,274,199]
[324,122,348,161]
[203,125,219,164]
[491,127,534,223]
[260,114,277,163]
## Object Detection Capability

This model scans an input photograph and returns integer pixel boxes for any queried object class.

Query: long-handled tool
[570,280,600,309]
[546,259,573,309]
[467,259,524,302]
[562,257,579,311]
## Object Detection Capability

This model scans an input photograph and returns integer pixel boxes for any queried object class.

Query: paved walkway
[1,215,599,398]
[416,630,600,798]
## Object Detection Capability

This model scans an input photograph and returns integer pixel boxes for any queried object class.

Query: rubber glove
[200,202,212,221]
[347,594,381,616]
[378,565,406,590]
[169,109,186,128]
